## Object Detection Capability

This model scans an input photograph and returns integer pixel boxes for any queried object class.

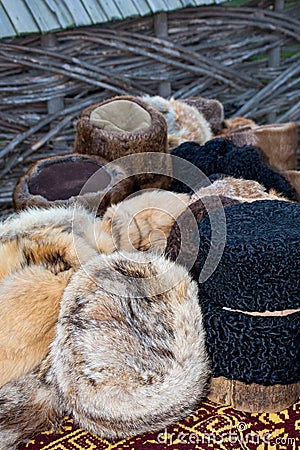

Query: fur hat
[181,96,224,134]
[141,95,212,148]
[220,121,298,172]
[0,251,210,448]
[166,199,300,412]
[0,205,99,388]
[190,176,291,204]
[169,138,299,201]
[94,177,282,257]
[74,96,172,190]
[282,170,300,198]
[96,189,191,254]
[166,195,240,276]
[13,153,133,214]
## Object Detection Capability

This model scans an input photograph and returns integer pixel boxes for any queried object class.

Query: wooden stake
[268,0,285,122]
[154,12,171,98]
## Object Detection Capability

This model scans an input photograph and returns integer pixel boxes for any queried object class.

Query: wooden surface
[208,376,300,413]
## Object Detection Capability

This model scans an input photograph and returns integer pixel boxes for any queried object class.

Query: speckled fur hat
[0,251,210,448]
[141,95,212,149]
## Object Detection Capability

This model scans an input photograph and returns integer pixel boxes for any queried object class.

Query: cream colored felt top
[90,100,152,133]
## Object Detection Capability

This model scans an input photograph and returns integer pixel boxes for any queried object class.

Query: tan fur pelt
[96,190,190,254]
[0,251,209,449]
[141,95,212,148]
[0,206,99,387]
[181,97,224,134]
[217,116,257,137]
[190,177,292,204]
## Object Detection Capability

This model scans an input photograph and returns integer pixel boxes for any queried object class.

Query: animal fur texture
[181,97,224,134]
[141,95,212,148]
[0,251,209,449]
[216,116,257,136]
[217,120,298,172]
[0,206,99,387]
[170,139,298,201]
[74,96,171,191]
[190,177,292,204]
[95,178,290,256]
[96,190,191,254]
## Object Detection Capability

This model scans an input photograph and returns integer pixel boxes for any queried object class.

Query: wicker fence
[0,0,299,214]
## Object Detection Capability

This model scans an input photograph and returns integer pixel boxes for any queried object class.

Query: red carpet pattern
[19,398,299,450]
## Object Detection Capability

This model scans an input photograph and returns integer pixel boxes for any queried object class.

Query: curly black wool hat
[169,138,298,201]
[166,199,300,412]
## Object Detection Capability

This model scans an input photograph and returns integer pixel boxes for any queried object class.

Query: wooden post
[41,33,65,115]
[154,12,171,98]
[268,0,285,122]
[40,33,66,150]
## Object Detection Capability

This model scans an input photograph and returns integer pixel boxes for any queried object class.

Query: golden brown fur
[191,177,291,204]
[0,266,71,387]
[96,190,190,254]
[141,95,212,148]
[0,251,209,449]
[0,206,99,387]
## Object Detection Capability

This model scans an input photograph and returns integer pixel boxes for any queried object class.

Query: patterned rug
[18,397,299,450]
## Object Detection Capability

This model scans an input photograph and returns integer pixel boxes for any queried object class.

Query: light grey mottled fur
[0,251,209,449]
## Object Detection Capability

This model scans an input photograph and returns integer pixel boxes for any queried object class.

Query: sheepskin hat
[166,199,300,412]
[13,153,133,214]
[169,138,299,201]
[74,95,172,190]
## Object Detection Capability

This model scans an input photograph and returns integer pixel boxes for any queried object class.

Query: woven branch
[0,1,299,213]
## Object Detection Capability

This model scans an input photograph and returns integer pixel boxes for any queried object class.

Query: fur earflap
[0,251,209,448]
